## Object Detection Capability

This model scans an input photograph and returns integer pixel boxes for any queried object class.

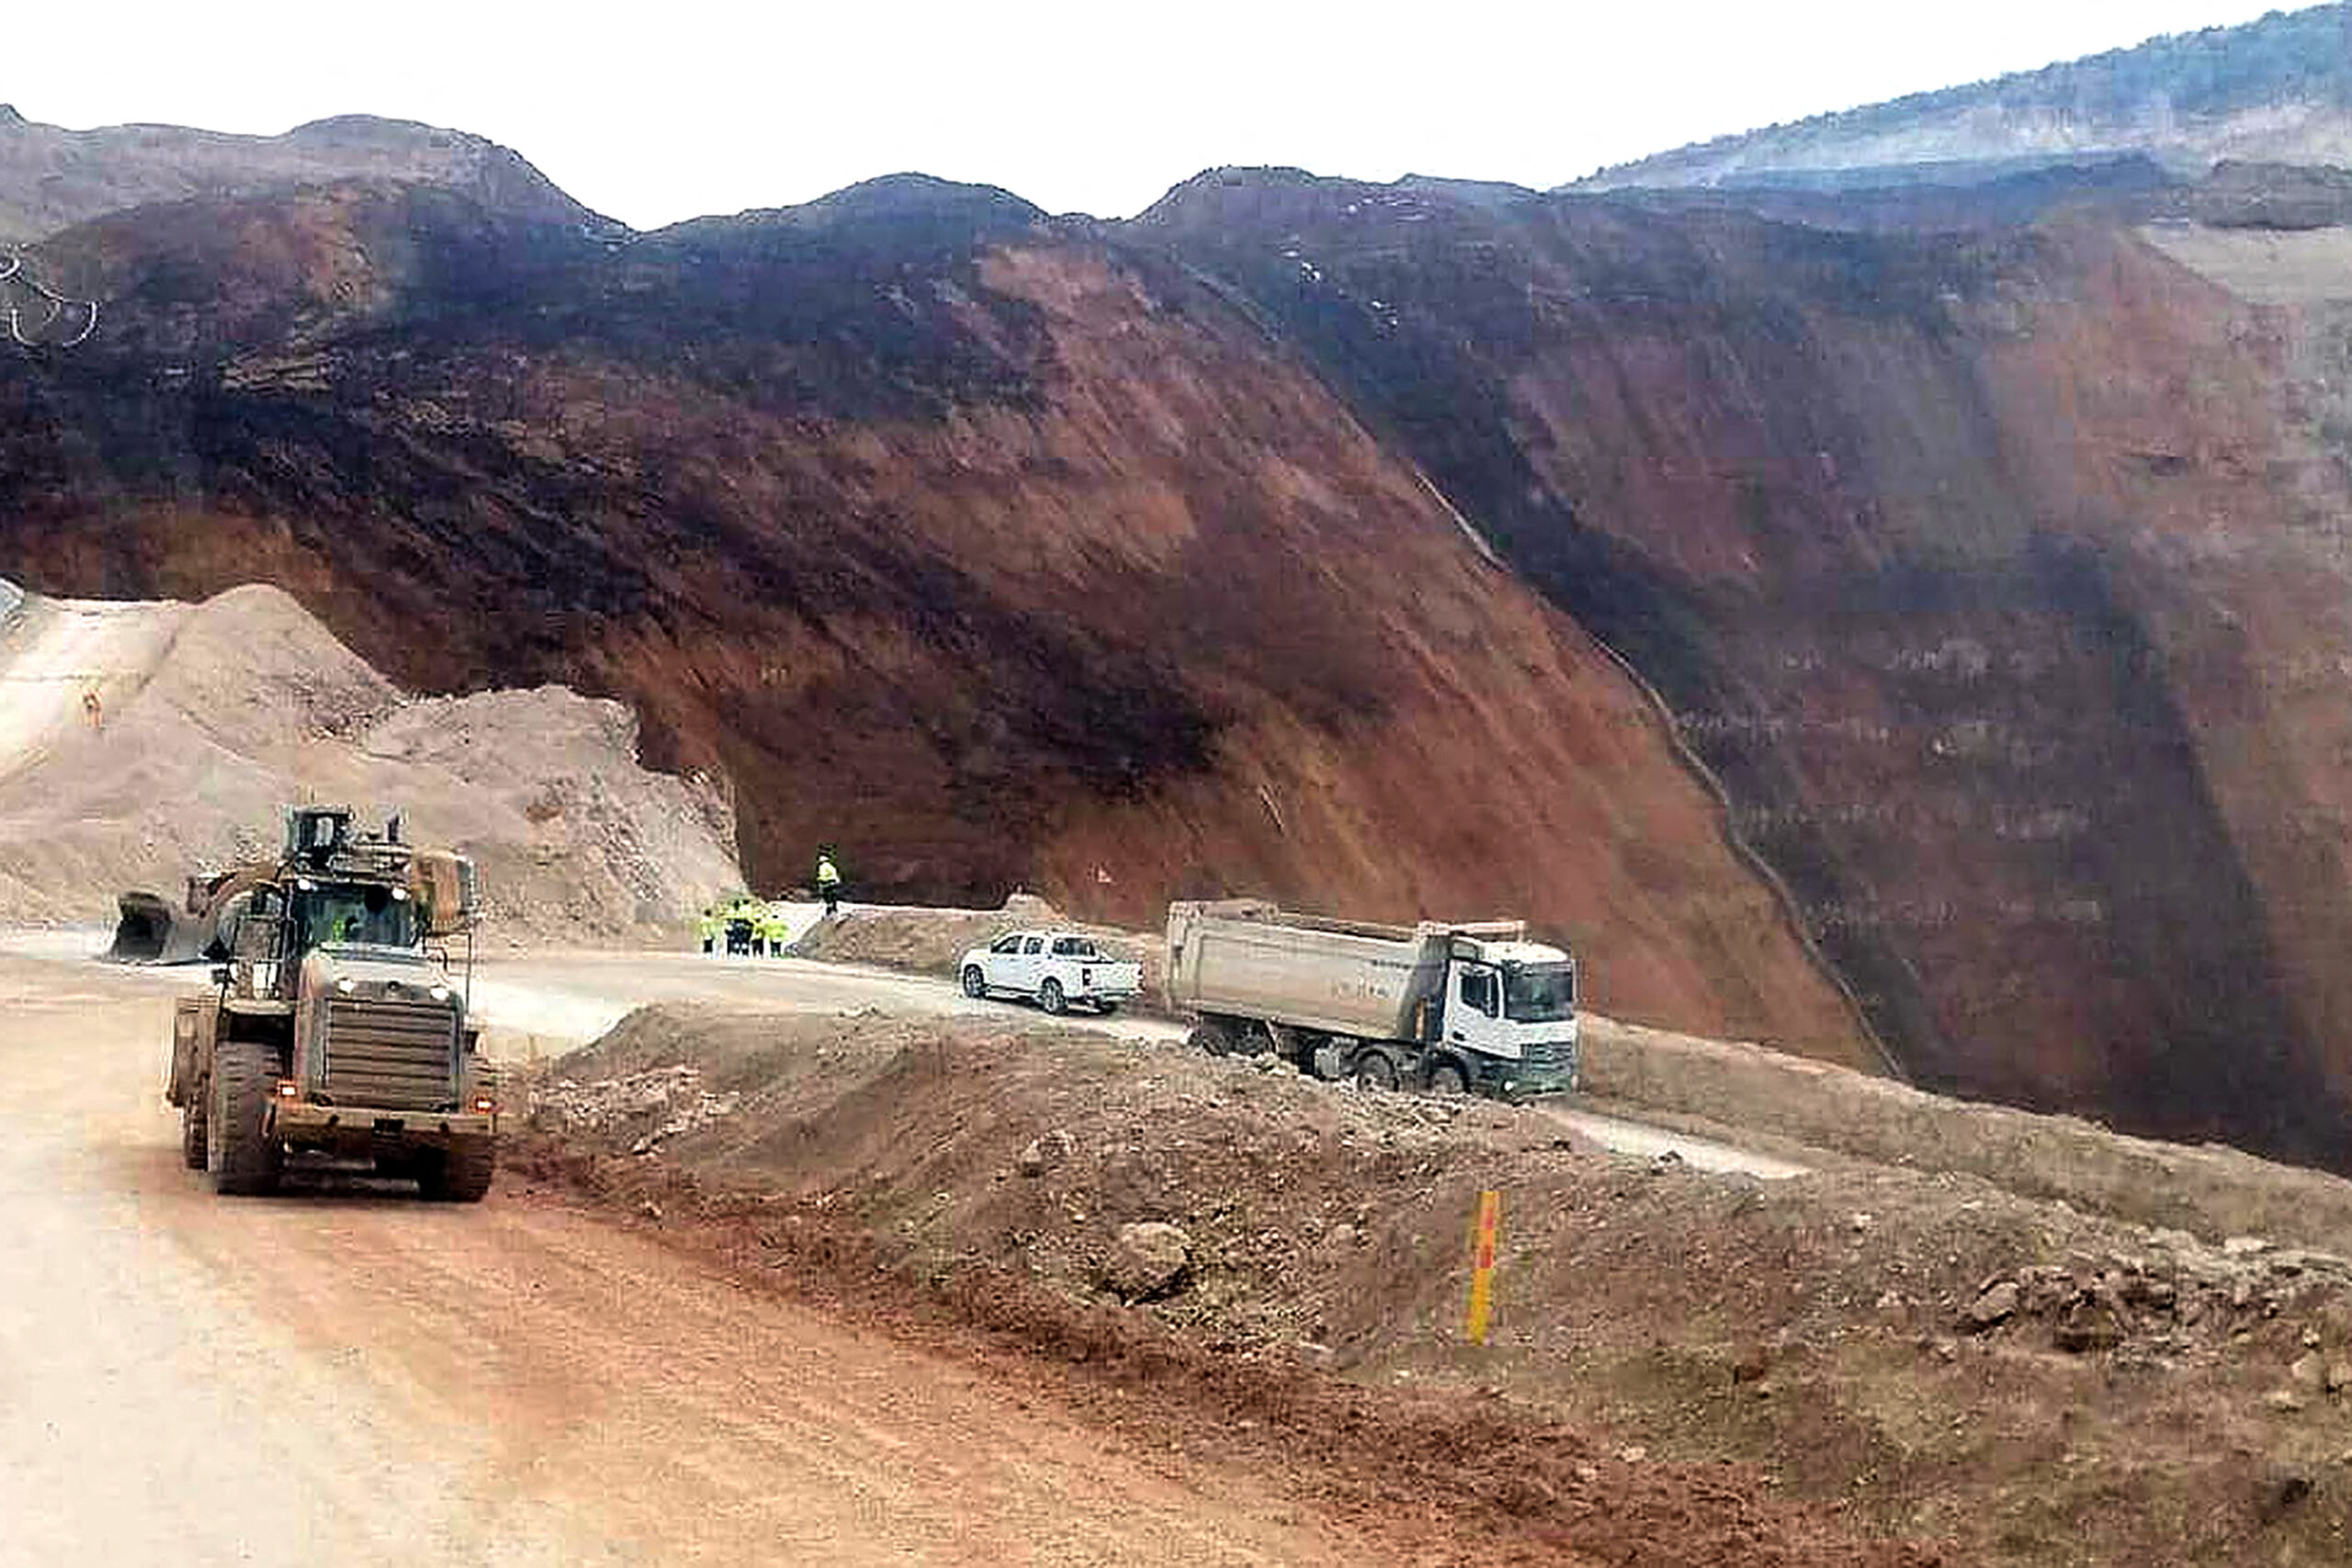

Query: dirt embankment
[533,1004,2352,1568]
[794,898,2352,1257]
[788,895,1165,993]
[530,1006,1929,1568]
[1584,1015,2352,1257]
[0,582,741,941]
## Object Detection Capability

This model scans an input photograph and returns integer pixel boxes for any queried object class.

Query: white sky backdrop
[9,1,2313,227]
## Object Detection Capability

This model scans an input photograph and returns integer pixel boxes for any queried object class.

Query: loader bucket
[108,891,212,964]
[107,892,175,963]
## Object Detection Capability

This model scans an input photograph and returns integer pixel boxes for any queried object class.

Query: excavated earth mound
[0,581,740,940]
[788,893,1166,994]
[532,1004,2352,1568]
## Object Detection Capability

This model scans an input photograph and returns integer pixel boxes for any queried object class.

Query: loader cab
[288,878,418,957]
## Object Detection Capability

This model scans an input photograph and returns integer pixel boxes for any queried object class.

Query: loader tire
[180,1092,209,1171]
[418,1139,496,1203]
[207,1040,282,1196]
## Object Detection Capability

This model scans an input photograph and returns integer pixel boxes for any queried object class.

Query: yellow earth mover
[163,806,501,1200]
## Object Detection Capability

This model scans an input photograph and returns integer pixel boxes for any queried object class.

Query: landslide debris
[0,581,739,940]
[529,1003,2352,1567]
[0,168,1870,1066]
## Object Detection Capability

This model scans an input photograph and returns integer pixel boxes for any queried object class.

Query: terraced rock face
[1140,167,2352,1168]
[0,174,1868,1061]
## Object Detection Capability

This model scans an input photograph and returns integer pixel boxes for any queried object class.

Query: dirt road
[0,953,1374,1565]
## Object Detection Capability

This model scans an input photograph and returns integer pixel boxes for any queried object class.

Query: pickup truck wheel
[1039,977,1068,1015]
[1427,1059,1470,1097]
[1352,1048,1402,1092]
[1187,1021,1236,1056]
[960,964,987,998]
[207,1040,283,1196]
[1093,999,1121,1016]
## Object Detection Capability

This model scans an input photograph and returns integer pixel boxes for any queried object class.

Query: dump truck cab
[166,806,499,1200]
[1431,933,1579,1098]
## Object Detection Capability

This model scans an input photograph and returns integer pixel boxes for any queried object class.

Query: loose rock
[1106,1221,1193,1302]
[1019,1130,1076,1178]
[1967,1280,2020,1330]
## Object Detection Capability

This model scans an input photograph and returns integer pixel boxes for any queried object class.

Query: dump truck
[164,806,502,1200]
[1163,899,1578,1099]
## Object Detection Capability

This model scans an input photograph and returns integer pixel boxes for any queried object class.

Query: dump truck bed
[1165,899,1459,1040]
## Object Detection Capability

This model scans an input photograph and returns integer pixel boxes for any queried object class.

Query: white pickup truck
[957,930,1142,1015]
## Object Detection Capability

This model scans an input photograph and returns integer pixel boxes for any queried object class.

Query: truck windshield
[299,884,417,951]
[1503,963,1576,1023]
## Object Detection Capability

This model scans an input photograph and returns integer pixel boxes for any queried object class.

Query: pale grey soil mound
[792,895,1165,994]
[535,1004,2352,1568]
[0,582,740,940]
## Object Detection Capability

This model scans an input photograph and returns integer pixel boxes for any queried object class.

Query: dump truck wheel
[1352,1048,1402,1092]
[1187,1021,1236,1056]
[418,1140,496,1202]
[1039,978,1067,1015]
[1426,1059,1470,1097]
[961,965,986,998]
[207,1040,282,1196]
[180,1093,209,1171]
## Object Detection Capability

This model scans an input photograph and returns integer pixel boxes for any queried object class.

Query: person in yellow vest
[697,907,720,954]
[761,905,791,957]
[815,850,843,916]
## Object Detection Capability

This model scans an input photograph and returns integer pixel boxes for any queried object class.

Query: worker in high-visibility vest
[761,905,791,956]
[815,851,842,916]
[696,907,720,954]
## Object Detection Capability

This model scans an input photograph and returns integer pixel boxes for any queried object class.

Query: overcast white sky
[8,1,2312,227]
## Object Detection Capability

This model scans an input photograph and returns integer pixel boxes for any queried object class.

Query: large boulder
[1105,1221,1193,1303]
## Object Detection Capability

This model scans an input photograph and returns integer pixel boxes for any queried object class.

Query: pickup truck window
[990,934,1024,954]
[1050,937,1098,957]
[1022,936,1045,955]
[1459,966,1499,1018]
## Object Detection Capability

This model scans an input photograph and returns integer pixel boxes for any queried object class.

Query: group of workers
[696,850,844,957]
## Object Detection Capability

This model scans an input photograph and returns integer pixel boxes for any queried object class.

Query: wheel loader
[163,806,501,1200]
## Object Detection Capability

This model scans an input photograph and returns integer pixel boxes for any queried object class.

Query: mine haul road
[0,949,1374,1566]
[0,936,1801,1564]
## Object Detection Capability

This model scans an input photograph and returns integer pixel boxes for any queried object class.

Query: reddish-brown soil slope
[0,176,1866,1059]
[1141,169,2352,1168]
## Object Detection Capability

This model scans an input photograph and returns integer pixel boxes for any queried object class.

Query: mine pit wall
[0,195,1871,1064]
[1150,186,2352,1171]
